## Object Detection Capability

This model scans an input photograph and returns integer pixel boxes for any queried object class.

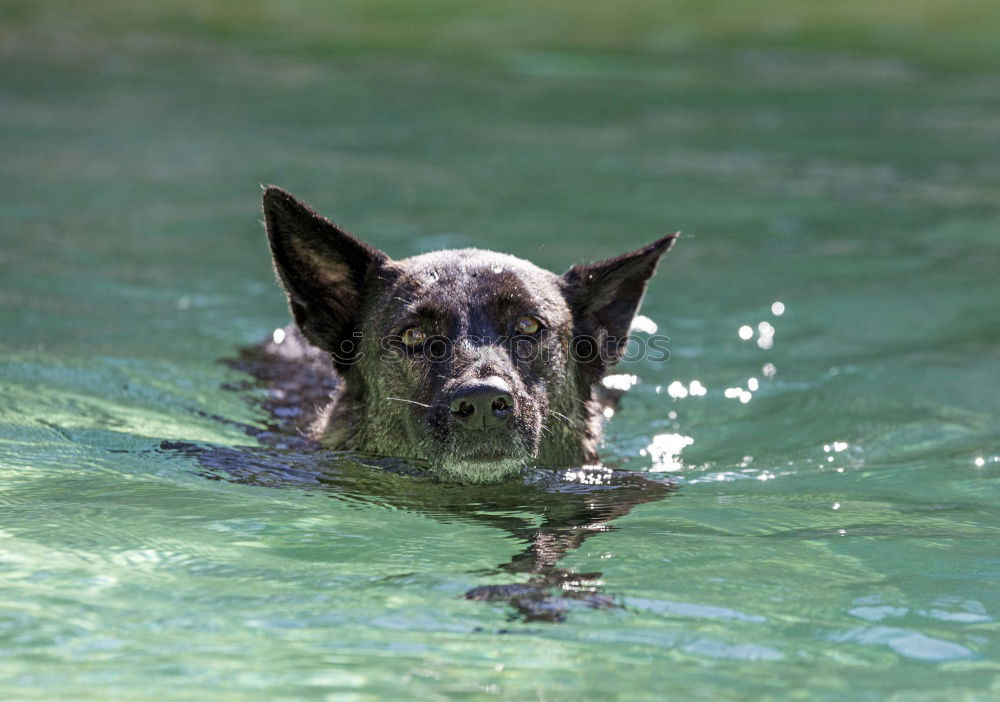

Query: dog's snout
[449,376,514,430]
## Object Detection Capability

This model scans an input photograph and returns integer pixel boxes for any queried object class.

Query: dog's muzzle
[448,376,514,431]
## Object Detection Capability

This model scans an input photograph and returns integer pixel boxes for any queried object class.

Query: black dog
[261,186,676,483]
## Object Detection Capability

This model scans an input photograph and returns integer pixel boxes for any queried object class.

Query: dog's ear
[562,234,677,367]
[263,186,389,363]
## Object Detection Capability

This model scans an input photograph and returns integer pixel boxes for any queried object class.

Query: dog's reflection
[163,440,673,622]
[165,342,674,622]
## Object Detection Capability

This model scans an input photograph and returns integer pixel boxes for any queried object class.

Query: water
[2,2,1000,699]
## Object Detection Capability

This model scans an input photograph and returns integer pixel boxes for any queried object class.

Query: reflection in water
[641,433,695,473]
[757,321,775,350]
[160,339,676,623]
[629,315,658,335]
[659,301,785,408]
[728,302,786,396]
[161,444,673,623]
[724,386,754,404]
[602,374,638,392]
[602,301,789,443]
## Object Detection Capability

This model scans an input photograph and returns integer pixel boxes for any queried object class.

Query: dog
[261,186,676,484]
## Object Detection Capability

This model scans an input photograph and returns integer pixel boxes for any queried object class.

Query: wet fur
[262,186,676,483]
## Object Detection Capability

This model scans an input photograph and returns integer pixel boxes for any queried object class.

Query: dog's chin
[425,423,538,483]
[433,457,527,484]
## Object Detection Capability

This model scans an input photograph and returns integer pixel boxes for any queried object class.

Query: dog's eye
[514,315,543,335]
[400,327,427,347]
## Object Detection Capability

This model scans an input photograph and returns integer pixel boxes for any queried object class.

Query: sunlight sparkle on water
[646,433,695,472]
[630,315,658,334]
[667,381,689,399]
[272,327,286,344]
[757,321,775,350]
[603,374,638,391]
[771,301,785,316]
[738,325,754,340]
[562,466,614,485]
[724,387,753,403]
[665,380,707,399]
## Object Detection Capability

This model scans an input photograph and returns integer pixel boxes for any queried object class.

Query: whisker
[548,409,573,425]
[384,396,434,409]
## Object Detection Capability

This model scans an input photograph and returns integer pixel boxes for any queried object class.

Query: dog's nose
[449,376,514,430]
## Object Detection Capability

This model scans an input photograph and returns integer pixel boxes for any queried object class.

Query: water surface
[2,2,999,699]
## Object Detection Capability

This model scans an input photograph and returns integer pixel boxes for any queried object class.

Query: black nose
[449,376,514,430]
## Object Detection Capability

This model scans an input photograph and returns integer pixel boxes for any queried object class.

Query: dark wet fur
[259,186,677,483]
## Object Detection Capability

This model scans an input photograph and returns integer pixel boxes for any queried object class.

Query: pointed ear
[561,233,678,366]
[263,186,389,362]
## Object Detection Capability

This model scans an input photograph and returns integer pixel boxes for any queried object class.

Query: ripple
[682,638,783,661]
[626,596,766,623]
[849,605,909,623]
[830,626,974,661]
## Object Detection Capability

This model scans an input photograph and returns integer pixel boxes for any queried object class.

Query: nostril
[449,379,514,428]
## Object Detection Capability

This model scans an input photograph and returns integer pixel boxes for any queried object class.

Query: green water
[2,2,1000,699]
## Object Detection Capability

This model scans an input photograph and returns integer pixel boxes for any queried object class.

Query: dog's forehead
[389,248,565,309]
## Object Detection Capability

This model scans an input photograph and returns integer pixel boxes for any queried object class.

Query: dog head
[263,187,675,482]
